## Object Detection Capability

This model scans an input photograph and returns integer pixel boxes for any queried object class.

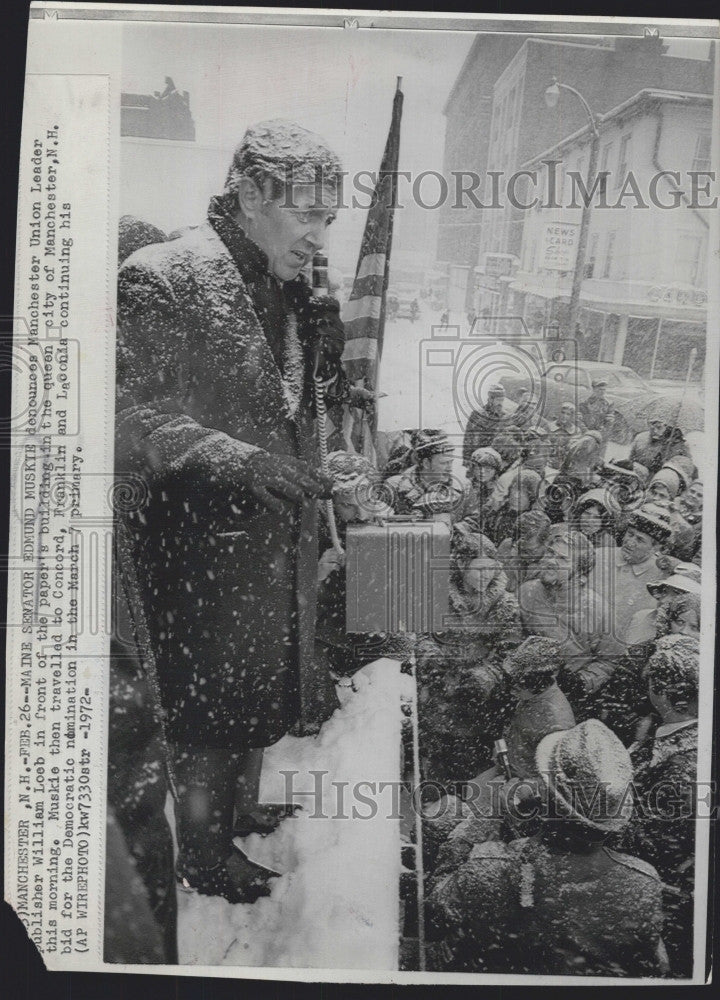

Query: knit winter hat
[535,719,634,833]
[510,468,542,503]
[517,509,551,536]
[505,636,565,681]
[470,446,503,472]
[649,468,682,501]
[410,429,454,460]
[574,487,613,516]
[487,383,506,398]
[452,528,498,561]
[326,451,378,494]
[661,455,696,492]
[629,503,673,544]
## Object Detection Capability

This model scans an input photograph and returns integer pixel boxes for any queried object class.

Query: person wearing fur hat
[518,526,624,713]
[415,531,522,785]
[588,504,671,646]
[426,719,667,975]
[496,508,552,593]
[622,634,699,976]
[386,429,464,518]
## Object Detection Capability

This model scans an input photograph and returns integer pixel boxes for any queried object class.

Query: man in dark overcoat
[115,120,344,902]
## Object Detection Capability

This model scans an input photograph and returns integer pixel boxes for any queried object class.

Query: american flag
[340,78,404,458]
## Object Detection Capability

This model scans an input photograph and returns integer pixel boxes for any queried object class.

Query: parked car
[500,360,703,443]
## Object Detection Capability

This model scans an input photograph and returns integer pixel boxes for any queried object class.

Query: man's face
[648,481,672,503]
[424,452,454,483]
[539,536,574,588]
[683,482,704,514]
[253,182,337,282]
[486,394,504,415]
[560,405,575,427]
[464,557,496,596]
[472,463,496,485]
[648,419,667,441]
[669,605,700,638]
[594,386,606,399]
[579,504,604,538]
[508,482,530,513]
[621,525,656,565]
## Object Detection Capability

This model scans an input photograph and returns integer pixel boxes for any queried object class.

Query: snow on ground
[178,659,404,970]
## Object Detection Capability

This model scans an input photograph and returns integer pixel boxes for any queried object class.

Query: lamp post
[544,77,600,347]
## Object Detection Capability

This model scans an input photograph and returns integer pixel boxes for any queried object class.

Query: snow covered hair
[224,119,343,201]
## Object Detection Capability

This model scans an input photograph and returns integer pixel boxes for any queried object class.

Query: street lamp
[544,77,600,348]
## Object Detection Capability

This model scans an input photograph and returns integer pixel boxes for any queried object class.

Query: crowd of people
[312,382,704,978]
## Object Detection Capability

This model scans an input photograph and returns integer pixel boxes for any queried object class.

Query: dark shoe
[177,847,281,905]
[233,804,301,838]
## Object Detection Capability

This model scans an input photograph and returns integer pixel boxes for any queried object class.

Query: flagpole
[373,78,403,435]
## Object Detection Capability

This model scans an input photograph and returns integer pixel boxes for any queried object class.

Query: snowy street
[376,309,708,480]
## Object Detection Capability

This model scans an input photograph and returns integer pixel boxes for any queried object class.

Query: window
[603,232,616,279]
[617,134,631,186]
[676,233,703,285]
[692,130,711,173]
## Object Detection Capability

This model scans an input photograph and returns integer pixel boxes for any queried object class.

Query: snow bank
[178,658,403,969]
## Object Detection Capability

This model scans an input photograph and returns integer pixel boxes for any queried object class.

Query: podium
[345,519,451,634]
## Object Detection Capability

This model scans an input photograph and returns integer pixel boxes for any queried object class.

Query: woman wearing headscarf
[572,487,617,549]
[458,446,503,531]
[496,508,551,594]
[416,531,522,785]
[485,467,542,547]
[646,467,697,561]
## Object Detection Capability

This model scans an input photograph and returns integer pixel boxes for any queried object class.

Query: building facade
[502,90,712,380]
[439,34,713,312]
